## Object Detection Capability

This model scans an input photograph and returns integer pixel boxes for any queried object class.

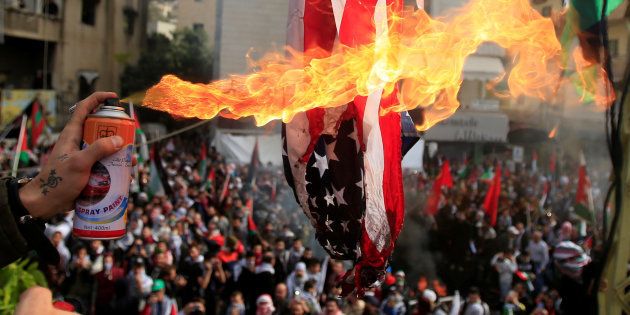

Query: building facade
[0,0,148,127]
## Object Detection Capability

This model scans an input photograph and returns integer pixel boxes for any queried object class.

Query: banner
[425,110,509,143]
[1,89,56,127]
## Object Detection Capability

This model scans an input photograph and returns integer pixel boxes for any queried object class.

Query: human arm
[200,261,213,289]
[0,92,127,268]
[14,287,76,315]
[449,291,461,315]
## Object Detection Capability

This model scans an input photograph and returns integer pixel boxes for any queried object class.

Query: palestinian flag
[198,142,208,180]
[129,102,148,165]
[18,117,30,164]
[29,100,46,148]
[559,0,621,105]
[218,173,231,203]
[246,138,260,186]
[480,167,494,182]
[205,167,216,192]
[574,151,594,222]
[148,160,165,197]
[457,156,471,179]
[483,163,502,227]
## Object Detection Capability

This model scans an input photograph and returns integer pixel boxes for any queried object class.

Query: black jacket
[0,177,58,268]
[0,178,30,267]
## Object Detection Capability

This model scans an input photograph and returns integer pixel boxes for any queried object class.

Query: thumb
[79,136,124,167]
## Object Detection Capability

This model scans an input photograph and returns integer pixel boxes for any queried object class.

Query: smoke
[391,179,438,285]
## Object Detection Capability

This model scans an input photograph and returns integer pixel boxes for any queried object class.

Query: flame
[548,123,558,138]
[432,279,447,297]
[417,276,428,291]
[143,0,614,129]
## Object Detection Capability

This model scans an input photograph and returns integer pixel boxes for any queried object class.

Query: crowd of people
[403,151,605,315]
[9,127,605,315]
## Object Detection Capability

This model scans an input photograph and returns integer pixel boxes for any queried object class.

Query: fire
[142,0,614,129]
[548,123,559,139]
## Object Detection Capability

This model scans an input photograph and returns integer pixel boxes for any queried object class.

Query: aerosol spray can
[73,98,135,239]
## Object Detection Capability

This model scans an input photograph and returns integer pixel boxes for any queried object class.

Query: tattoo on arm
[40,169,63,195]
[56,154,70,162]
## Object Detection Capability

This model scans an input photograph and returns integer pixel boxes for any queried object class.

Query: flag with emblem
[283,0,412,292]
[198,142,208,180]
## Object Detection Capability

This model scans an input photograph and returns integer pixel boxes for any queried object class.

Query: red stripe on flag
[338,0,405,288]
[299,0,338,163]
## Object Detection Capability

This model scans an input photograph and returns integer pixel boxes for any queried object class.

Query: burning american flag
[141,0,615,293]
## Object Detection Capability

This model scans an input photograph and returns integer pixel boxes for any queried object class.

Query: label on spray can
[73,102,135,239]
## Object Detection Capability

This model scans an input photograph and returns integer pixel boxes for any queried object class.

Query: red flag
[426,160,453,215]
[483,164,501,226]
[30,100,46,148]
[245,198,258,232]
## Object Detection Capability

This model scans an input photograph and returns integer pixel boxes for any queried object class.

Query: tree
[121,28,213,96]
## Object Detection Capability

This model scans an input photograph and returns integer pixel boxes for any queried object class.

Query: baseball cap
[152,279,165,292]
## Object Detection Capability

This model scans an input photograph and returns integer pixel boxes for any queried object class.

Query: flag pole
[12,114,27,177]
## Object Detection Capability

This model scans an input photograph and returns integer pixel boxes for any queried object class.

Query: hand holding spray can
[72,98,135,239]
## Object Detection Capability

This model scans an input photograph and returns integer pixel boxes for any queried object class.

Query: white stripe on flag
[286,0,305,52]
[361,0,392,253]
[331,0,346,34]
[363,90,390,252]
[286,113,317,225]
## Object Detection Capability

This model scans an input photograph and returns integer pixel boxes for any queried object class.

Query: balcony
[3,8,60,42]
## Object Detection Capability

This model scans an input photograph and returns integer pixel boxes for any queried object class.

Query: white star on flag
[313,151,328,177]
[324,189,335,206]
[325,240,338,254]
[325,215,334,231]
[332,185,347,205]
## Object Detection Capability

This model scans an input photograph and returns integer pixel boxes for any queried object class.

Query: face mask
[104,262,113,271]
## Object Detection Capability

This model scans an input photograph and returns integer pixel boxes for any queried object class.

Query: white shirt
[527,240,549,267]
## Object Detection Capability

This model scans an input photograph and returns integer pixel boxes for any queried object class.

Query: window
[541,6,551,17]
[123,6,138,36]
[609,39,619,58]
[81,0,97,25]
[193,23,204,32]
[78,75,97,100]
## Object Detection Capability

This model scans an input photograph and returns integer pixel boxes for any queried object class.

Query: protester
[3,92,604,315]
